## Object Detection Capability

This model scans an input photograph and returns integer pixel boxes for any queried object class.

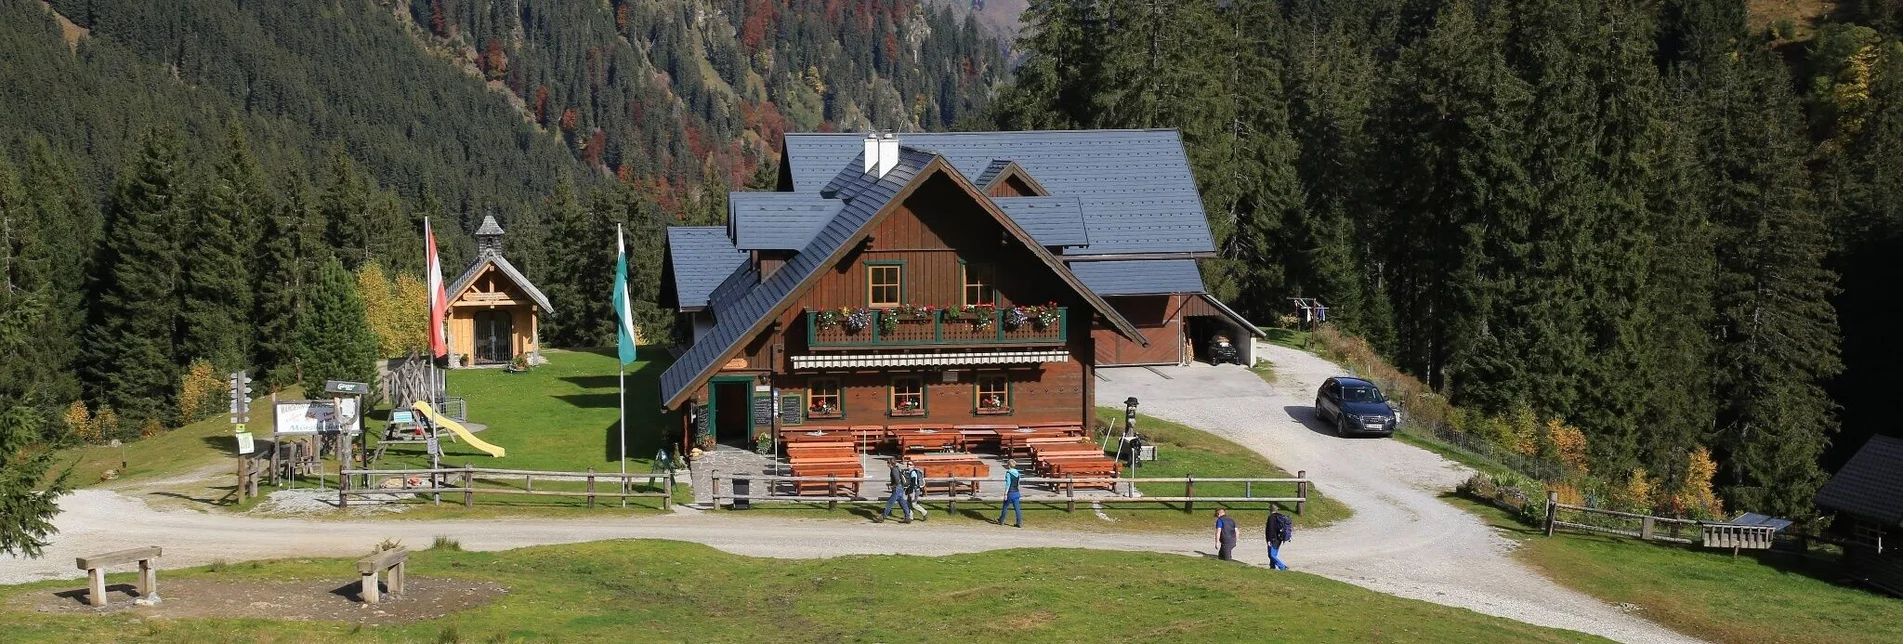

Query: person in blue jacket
[994,460,1023,528]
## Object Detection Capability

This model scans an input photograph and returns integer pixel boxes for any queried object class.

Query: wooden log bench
[357,547,410,604]
[76,546,162,607]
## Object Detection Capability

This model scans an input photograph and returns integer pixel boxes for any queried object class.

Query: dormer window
[867,263,902,308]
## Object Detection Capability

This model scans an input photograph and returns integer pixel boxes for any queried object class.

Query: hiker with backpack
[994,460,1023,528]
[878,458,912,523]
[904,458,928,521]
[1266,509,1293,570]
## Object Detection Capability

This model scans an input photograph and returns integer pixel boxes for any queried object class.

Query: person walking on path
[1214,509,1238,561]
[1266,509,1292,570]
[994,460,1023,528]
[904,459,928,521]
[878,459,912,523]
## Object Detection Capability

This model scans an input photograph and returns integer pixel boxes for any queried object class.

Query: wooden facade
[682,170,1116,446]
[447,263,541,366]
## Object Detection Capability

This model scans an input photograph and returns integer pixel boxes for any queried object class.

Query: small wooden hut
[446,216,553,367]
[1815,434,1903,596]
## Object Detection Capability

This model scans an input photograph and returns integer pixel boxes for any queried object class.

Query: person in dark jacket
[1214,509,1238,560]
[878,458,912,523]
[1266,509,1292,570]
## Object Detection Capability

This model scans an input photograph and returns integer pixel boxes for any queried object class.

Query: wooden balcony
[804,307,1068,349]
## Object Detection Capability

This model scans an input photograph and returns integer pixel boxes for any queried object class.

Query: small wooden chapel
[446,216,554,367]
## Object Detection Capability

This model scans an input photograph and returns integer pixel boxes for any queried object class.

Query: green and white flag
[613,224,638,365]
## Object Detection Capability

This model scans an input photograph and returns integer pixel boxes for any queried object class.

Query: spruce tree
[1371,1,1532,391]
[295,254,378,389]
[180,124,263,372]
[1698,46,1842,517]
[19,140,94,413]
[83,130,188,427]
[0,275,70,557]
[254,179,317,389]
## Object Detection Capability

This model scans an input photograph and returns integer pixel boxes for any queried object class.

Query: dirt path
[1089,343,1699,644]
[1,345,1700,643]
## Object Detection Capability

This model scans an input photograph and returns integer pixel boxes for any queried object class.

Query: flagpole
[618,224,628,507]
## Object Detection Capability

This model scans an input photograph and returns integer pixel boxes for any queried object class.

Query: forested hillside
[993,0,1903,519]
[0,0,1001,453]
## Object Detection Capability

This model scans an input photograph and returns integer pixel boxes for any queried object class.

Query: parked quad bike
[1208,334,1242,365]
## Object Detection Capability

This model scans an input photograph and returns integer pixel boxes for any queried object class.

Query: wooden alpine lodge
[659,130,1259,454]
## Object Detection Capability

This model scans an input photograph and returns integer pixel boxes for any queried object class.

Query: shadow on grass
[559,376,623,390]
[52,583,143,607]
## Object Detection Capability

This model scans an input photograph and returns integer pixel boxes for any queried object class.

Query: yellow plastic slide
[411,401,506,457]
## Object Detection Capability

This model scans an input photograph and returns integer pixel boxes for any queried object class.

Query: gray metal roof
[661,148,1150,408]
[994,196,1088,247]
[448,251,554,313]
[665,227,746,310]
[783,130,1215,256]
[661,149,930,406]
[975,159,1015,187]
[728,192,842,250]
[1069,259,1206,295]
[1817,435,1903,526]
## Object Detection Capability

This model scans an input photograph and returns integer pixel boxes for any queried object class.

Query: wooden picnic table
[892,428,962,453]
[1000,429,1087,456]
[909,456,989,493]
[848,425,887,453]
[779,431,854,445]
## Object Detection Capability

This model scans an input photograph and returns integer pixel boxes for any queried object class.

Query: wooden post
[587,468,597,508]
[361,570,380,604]
[1245,480,1253,499]
[827,474,838,511]
[389,560,405,595]
[661,472,672,510]
[236,454,247,505]
[1544,491,1558,537]
[947,477,958,514]
[462,465,474,507]
[86,567,106,607]
[1066,477,1076,514]
[1295,470,1307,516]
[1641,516,1655,541]
[139,558,156,599]
[1185,476,1195,514]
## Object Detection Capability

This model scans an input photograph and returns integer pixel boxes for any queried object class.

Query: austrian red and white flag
[424,217,450,359]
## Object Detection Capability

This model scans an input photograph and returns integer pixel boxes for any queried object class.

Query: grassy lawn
[1450,496,1903,644]
[731,408,1350,533]
[1249,357,1279,385]
[55,385,308,488]
[0,540,1603,643]
[373,347,676,473]
[1261,326,1311,350]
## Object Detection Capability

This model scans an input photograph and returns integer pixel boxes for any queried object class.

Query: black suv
[1314,376,1397,437]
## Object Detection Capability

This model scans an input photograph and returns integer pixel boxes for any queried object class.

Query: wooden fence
[1541,492,1778,552]
[710,472,1308,514]
[339,466,673,509]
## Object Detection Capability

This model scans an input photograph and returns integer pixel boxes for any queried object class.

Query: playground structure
[412,400,505,458]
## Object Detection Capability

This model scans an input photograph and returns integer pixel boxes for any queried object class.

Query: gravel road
[1090,342,1700,644]
[0,343,1701,643]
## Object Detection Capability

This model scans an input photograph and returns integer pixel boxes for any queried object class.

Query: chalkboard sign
[779,394,804,426]
[693,404,710,438]
[752,395,774,427]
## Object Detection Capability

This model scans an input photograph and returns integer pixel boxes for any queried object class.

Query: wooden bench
[909,455,989,493]
[786,461,863,496]
[357,547,410,604]
[953,424,1011,451]
[1043,457,1120,481]
[786,442,857,461]
[848,425,887,453]
[1033,451,1110,476]
[76,546,161,607]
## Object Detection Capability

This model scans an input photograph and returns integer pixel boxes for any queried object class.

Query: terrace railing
[805,307,1068,348]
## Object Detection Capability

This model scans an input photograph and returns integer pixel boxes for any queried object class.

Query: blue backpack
[1269,512,1294,542]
